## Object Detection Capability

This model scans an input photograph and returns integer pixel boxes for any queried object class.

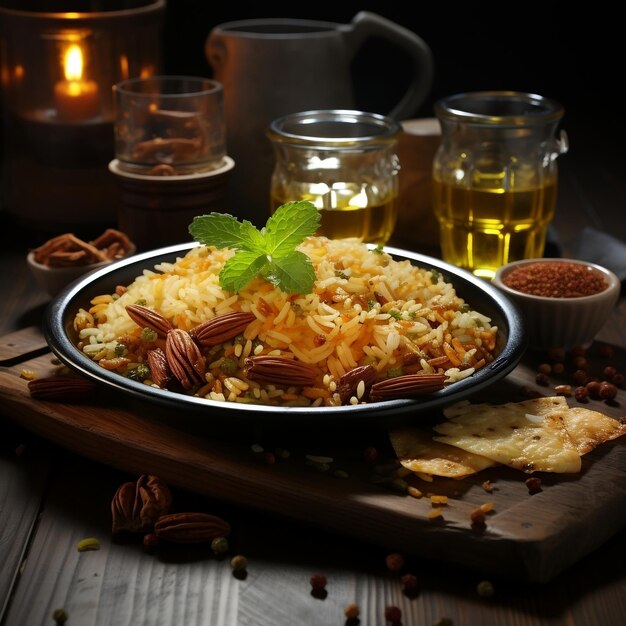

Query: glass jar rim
[0,0,165,24]
[113,76,222,98]
[267,109,402,147]
[434,91,564,126]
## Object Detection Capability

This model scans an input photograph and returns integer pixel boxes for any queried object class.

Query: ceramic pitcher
[205,12,434,223]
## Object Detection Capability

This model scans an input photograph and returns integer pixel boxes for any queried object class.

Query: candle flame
[63,44,84,82]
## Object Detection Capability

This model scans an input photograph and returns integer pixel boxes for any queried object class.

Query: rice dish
[73,237,499,407]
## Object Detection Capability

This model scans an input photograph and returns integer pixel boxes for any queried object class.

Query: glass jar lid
[434,91,564,127]
[267,109,402,147]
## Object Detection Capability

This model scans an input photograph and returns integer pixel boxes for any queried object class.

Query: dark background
[161,1,618,134]
[1,2,622,246]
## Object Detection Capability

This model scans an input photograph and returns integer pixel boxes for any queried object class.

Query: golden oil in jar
[433,91,568,279]
[432,173,558,280]
[270,181,397,244]
[267,110,401,246]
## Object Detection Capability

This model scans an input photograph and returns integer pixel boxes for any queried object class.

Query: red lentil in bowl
[492,258,620,351]
[501,261,609,298]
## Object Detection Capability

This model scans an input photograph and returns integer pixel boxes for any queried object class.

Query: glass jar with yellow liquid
[267,110,401,245]
[432,91,569,279]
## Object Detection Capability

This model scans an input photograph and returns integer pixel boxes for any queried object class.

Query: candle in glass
[54,43,99,121]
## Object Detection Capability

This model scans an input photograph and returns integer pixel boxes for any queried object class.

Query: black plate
[44,242,527,427]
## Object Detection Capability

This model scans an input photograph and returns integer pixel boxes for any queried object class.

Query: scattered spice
[305,454,333,472]
[211,536,229,555]
[599,344,614,359]
[430,495,448,506]
[310,573,327,591]
[310,573,328,599]
[262,451,276,465]
[385,605,402,623]
[470,508,487,526]
[476,580,495,597]
[554,384,572,397]
[363,446,379,463]
[481,480,495,493]
[274,447,291,460]
[428,508,443,520]
[574,386,589,402]
[143,533,159,552]
[537,362,552,375]
[525,476,543,495]
[503,261,608,298]
[407,485,423,498]
[400,573,420,595]
[230,555,248,572]
[385,552,405,571]
[77,537,101,552]
[599,382,618,400]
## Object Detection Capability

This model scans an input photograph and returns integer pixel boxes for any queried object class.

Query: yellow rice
[74,237,499,407]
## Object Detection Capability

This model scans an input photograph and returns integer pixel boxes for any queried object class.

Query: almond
[111,481,142,534]
[165,329,205,389]
[126,304,173,338]
[190,311,256,346]
[244,355,317,387]
[337,364,378,404]
[137,474,172,529]
[369,373,446,402]
[146,348,172,389]
[27,375,98,402]
[111,475,172,535]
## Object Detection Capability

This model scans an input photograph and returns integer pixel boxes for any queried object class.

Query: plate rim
[43,242,527,423]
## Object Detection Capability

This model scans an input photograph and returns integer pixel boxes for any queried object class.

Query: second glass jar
[267,110,401,245]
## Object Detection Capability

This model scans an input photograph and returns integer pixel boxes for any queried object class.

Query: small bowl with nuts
[492,258,621,351]
[27,228,136,297]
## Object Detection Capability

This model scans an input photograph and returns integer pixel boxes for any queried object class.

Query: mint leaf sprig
[189,201,321,294]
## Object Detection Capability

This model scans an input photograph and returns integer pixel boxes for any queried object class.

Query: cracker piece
[389,427,496,478]
[550,406,626,454]
[434,399,582,473]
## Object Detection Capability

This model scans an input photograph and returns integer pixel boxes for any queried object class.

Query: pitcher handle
[346,11,434,120]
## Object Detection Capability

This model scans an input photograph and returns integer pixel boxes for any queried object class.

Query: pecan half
[190,311,256,346]
[369,373,446,402]
[244,355,317,387]
[165,329,205,389]
[154,512,231,543]
[111,475,172,535]
[111,480,142,534]
[126,304,173,338]
[337,364,378,404]
[147,348,172,389]
[28,375,98,402]
[137,474,172,529]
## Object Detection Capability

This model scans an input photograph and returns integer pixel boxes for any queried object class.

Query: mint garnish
[189,201,320,294]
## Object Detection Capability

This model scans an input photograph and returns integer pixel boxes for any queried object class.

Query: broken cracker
[433,399,582,473]
[389,427,496,478]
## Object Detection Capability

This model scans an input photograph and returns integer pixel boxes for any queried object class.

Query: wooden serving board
[2,326,626,583]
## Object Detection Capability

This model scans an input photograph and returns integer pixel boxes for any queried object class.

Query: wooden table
[1,118,625,626]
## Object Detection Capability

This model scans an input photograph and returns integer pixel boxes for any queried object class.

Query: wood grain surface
[3,327,625,584]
